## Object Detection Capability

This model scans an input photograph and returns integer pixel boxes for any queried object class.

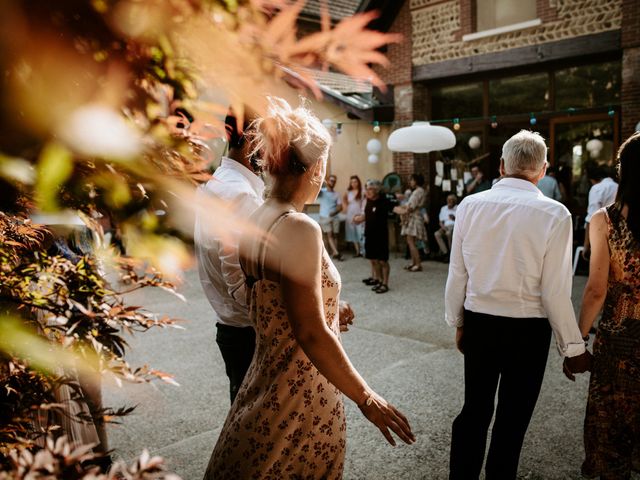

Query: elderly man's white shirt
[194,157,264,327]
[585,177,618,223]
[444,177,585,357]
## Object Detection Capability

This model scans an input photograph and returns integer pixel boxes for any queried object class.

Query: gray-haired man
[445,130,592,479]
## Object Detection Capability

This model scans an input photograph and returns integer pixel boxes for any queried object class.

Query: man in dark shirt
[355,180,390,293]
[465,166,492,195]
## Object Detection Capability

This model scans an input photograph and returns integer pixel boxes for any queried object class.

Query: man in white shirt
[435,194,457,258]
[194,112,265,403]
[582,164,618,259]
[445,130,591,479]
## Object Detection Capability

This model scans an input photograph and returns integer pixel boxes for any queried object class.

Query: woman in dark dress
[356,180,390,293]
[577,132,640,479]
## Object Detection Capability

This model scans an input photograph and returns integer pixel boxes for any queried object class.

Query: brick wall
[536,0,558,22]
[373,0,412,87]
[458,0,475,40]
[621,0,640,139]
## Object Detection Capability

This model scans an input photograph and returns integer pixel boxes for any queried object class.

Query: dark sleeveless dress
[582,204,640,478]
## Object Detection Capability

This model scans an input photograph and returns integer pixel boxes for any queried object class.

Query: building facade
[374,0,639,217]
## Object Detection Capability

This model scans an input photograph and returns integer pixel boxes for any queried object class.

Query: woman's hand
[358,392,415,446]
[338,300,354,332]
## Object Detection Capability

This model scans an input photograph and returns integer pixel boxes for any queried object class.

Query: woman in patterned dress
[343,175,365,257]
[203,98,414,480]
[577,132,640,479]
[394,173,427,272]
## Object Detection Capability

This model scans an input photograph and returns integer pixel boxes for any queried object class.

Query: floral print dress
[582,204,640,479]
[204,214,346,480]
[400,186,427,240]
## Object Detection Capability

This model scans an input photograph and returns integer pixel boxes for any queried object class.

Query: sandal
[375,284,389,294]
[362,277,378,285]
[408,265,423,272]
[371,282,382,291]
[403,264,414,270]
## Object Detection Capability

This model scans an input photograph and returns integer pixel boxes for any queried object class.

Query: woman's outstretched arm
[276,214,415,446]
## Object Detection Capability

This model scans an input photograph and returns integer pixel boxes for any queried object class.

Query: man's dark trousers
[215,323,256,403]
[449,310,552,480]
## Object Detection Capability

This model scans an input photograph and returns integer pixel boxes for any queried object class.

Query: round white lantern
[586,138,603,158]
[468,135,481,149]
[366,138,382,155]
[387,121,456,153]
[368,154,379,164]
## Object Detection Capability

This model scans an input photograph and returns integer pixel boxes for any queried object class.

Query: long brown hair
[348,175,363,200]
[615,131,640,240]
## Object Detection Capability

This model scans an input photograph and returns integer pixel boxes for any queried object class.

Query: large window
[489,72,548,115]
[555,61,621,110]
[476,0,537,32]
[430,83,483,121]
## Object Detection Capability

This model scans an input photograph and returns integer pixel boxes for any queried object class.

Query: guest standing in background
[318,174,343,261]
[355,180,390,294]
[343,175,365,257]
[537,164,563,201]
[394,173,427,272]
[577,132,640,479]
[583,163,618,260]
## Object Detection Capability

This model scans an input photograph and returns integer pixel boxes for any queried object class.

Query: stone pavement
[104,255,614,480]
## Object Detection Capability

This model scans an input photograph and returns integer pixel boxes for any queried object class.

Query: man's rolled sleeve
[540,214,586,357]
[445,203,468,327]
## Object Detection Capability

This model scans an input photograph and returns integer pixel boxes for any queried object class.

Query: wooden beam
[413,30,621,82]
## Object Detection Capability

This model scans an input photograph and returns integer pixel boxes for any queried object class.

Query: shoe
[353,253,363,258]
[371,282,382,290]
[363,277,379,286]
[408,265,423,272]
[374,284,389,294]
[403,263,414,270]
[332,253,344,261]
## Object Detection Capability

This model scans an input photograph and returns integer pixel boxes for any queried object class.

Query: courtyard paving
[104,254,623,479]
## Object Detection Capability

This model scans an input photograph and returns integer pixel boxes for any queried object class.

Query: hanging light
[468,136,481,149]
[373,121,381,133]
[366,138,382,155]
[336,122,343,135]
[453,118,461,131]
[322,118,333,130]
[387,121,456,153]
[608,107,615,117]
[490,115,498,129]
[368,154,379,164]
[529,112,537,125]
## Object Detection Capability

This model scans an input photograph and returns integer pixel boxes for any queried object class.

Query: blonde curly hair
[249,97,332,176]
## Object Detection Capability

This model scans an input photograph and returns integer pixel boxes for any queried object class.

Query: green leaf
[36,142,74,212]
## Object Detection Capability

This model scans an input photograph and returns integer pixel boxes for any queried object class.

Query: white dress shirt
[194,157,264,327]
[445,177,585,357]
[585,177,618,223]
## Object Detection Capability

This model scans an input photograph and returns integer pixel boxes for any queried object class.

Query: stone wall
[411,0,622,66]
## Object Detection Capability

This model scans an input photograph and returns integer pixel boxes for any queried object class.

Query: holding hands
[562,350,593,381]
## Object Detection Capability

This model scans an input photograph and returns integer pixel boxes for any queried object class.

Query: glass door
[550,112,619,217]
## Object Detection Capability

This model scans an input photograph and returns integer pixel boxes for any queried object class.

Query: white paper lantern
[586,138,604,158]
[387,121,456,153]
[368,154,379,164]
[468,135,481,149]
[366,138,382,155]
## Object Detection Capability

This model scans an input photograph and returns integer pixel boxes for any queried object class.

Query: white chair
[573,246,585,275]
